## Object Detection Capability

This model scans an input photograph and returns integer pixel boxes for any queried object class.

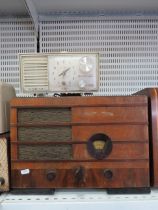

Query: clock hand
[58,67,71,77]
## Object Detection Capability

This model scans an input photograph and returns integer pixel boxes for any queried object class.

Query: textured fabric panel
[18,127,71,142]
[19,145,72,160]
[18,108,71,123]
[0,138,9,192]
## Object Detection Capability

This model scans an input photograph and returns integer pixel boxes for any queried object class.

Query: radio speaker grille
[18,108,71,123]
[19,145,72,160]
[0,137,9,192]
[17,107,72,160]
[21,56,48,92]
[18,127,71,142]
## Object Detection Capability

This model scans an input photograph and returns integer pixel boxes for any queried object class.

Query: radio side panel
[135,88,158,187]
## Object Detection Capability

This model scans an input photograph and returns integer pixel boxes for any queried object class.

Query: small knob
[46,170,56,181]
[103,169,113,180]
[78,80,86,89]
[74,166,85,184]
[0,177,5,186]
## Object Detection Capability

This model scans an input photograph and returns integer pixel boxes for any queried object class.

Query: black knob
[74,166,85,184]
[46,170,56,181]
[103,169,113,180]
[0,177,5,186]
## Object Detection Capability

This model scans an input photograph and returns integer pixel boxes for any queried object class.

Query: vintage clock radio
[10,96,150,192]
[19,52,99,94]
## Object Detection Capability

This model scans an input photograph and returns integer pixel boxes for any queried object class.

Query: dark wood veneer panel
[135,88,158,187]
[73,143,149,160]
[11,168,149,188]
[72,107,148,123]
[72,125,148,142]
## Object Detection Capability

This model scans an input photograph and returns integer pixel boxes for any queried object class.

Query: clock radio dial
[79,56,94,73]
[48,53,98,92]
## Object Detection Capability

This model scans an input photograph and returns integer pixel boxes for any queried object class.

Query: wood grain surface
[135,88,158,187]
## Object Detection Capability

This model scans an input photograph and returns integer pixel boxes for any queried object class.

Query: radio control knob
[78,80,86,89]
[103,169,113,180]
[74,166,85,184]
[0,177,5,186]
[46,170,57,181]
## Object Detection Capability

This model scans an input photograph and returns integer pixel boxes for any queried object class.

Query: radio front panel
[10,96,150,189]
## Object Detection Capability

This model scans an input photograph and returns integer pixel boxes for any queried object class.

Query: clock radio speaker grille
[20,55,48,93]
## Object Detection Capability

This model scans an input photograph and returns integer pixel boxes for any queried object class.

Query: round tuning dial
[87,133,112,160]
[79,56,94,73]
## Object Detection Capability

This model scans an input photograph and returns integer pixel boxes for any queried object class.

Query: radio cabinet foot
[107,187,151,194]
[10,189,55,195]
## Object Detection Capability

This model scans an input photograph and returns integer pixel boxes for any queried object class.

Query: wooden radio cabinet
[135,88,158,187]
[10,96,150,191]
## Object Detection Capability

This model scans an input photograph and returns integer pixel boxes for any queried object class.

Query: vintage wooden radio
[135,88,158,188]
[10,96,150,192]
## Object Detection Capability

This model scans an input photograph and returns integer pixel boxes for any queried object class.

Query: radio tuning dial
[79,56,94,73]
[87,133,112,160]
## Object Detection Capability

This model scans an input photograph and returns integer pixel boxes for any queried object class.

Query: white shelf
[1,189,158,210]
[1,0,158,17]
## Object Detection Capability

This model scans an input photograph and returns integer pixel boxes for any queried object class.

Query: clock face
[48,53,98,92]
